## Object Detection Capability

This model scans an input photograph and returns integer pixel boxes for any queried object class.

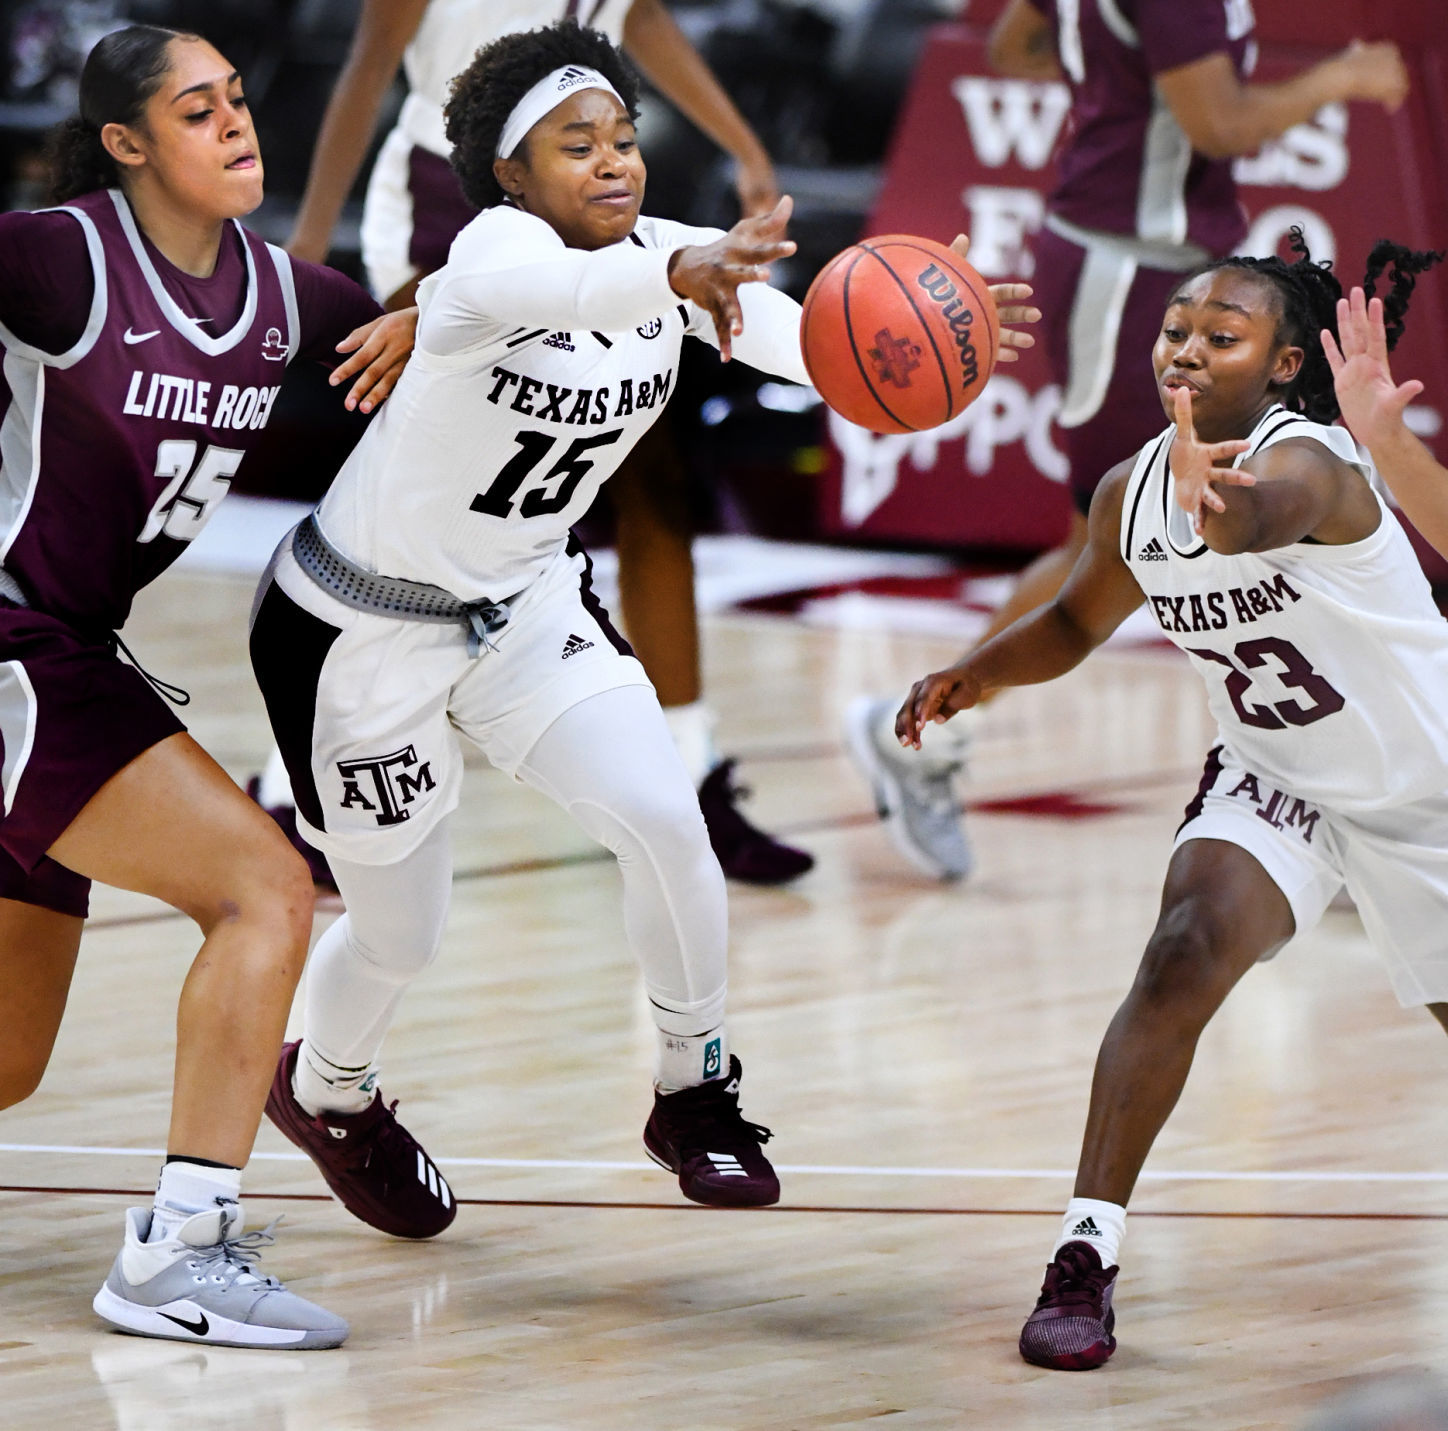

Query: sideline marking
[4,1144,1448,1184]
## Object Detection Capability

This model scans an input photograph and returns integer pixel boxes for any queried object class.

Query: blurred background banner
[819,1,1448,571]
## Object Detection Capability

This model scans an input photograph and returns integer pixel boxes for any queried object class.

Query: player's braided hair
[445,20,640,211]
[47,26,200,204]
[1191,229,1443,423]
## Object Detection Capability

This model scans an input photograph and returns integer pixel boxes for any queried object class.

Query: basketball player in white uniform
[247,24,803,1235]
[847,0,1409,884]
[264,0,811,889]
[895,235,1447,1370]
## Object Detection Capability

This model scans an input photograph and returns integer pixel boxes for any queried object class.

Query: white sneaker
[845,695,973,881]
[93,1204,348,1350]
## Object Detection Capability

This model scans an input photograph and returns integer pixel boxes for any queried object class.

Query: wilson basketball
[800,235,1000,434]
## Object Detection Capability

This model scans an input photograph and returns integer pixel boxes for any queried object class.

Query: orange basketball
[800,235,1000,434]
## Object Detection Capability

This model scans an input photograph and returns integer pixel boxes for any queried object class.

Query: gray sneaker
[845,695,972,880]
[93,1204,348,1350]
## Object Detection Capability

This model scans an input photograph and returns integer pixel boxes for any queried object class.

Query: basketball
[799,235,1000,434]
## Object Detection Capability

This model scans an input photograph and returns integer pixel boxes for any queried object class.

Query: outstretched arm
[1323,287,1448,558]
[1155,39,1407,160]
[896,462,1144,746]
[622,0,777,217]
[286,0,430,263]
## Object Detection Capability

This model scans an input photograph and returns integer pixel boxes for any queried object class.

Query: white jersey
[1121,404,1448,813]
[316,205,808,600]
[399,0,634,157]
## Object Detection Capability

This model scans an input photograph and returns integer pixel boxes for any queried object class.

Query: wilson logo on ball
[800,234,999,434]
[916,265,981,390]
[868,329,923,388]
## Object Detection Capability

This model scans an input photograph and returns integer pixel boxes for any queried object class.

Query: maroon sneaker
[265,1041,456,1239]
[643,1055,779,1208]
[1019,1240,1119,1370]
[245,777,337,893]
[698,760,813,886]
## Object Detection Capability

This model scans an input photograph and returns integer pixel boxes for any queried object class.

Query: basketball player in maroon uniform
[0,24,414,1347]
[848,0,1411,881]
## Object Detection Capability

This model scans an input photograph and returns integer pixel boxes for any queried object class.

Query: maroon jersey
[1027,0,1254,255]
[0,188,377,633]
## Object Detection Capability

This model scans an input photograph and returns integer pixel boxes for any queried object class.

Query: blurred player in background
[0,24,414,1347]
[895,236,1445,1371]
[847,0,1409,882]
[252,0,815,886]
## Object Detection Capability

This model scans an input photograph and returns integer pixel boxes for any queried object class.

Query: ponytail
[46,25,198,204]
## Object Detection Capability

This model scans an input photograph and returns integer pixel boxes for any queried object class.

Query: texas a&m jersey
[1121,405,1448,812]
[315,205,808,601]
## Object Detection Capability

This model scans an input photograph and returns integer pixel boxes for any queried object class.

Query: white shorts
[250,535,651,865]
[1176,746,1448,1006]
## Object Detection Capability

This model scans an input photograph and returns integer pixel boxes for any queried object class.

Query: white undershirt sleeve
[419,209,681,357]
[692,280,809,386]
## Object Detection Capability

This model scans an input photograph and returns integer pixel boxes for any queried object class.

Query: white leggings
[303,686,729,1075]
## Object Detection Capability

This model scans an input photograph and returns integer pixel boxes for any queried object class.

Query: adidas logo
[1136,538,1168,562]
[542,331,575,351]
[706,1151,748,1179]
[561,632,594,660]
[1070,1215,1102,1238]
[416,1151,453,1208]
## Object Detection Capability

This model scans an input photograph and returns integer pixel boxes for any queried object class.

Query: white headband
[495,65,625,160]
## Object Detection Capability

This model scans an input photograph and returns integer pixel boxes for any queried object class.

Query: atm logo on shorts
[337,745,436,826]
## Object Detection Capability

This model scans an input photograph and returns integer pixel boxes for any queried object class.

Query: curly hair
[1181,229,1444,423]
[444,21,640,211]
[47,25,199,204]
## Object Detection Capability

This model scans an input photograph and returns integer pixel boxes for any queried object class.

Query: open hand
[330,307,418,413]
[950,233,1039,364]
[1322,287,1423,451]
[895,663,983,749]
[1168,385,1253,535]
[668,196,796,360]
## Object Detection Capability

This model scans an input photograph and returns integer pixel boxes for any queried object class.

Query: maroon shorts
[407,147,478,277]
[1033,225,1194,515]
[0,603,185,916]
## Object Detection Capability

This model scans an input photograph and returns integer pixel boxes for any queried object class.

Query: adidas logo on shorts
[1136,538,1168,562]
[1070,1215,1102,1238]
[561,633,594,660]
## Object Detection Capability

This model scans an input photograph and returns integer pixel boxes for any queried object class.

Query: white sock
[293,1039,379,1116]
[656,1022,728,1092]
[661,701,720,789]
[149,1159,243,1243]
[257,744,295,810]
[1054,1197,1126,1268]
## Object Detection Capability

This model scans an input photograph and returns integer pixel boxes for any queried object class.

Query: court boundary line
[1,1185,1445,1220]
[4,1143,1447,1185]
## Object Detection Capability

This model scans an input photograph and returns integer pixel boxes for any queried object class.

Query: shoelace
[321,1099,410,1177]
[1039,1248,1110,1308]
[674,1084,774,1152]
[187,1219,284,1289]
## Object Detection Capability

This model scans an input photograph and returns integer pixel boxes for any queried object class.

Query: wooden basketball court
[4,558,1447,1431]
